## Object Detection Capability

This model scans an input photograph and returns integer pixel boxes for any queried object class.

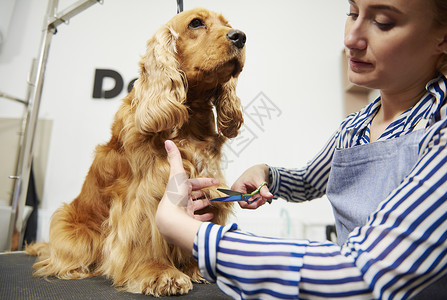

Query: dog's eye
[189,18,205,29]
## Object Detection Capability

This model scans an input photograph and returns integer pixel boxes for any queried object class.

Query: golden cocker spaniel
[26,8,246,296]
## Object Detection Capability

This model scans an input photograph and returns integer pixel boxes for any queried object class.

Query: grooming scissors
[211,182,269,204]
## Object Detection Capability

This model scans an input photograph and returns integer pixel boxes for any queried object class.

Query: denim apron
[326,128,424,246]
[326,121,446,298]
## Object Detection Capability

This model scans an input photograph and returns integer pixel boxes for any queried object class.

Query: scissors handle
[247,182,267,196]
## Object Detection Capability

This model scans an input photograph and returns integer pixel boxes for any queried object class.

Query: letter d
[92,69,124,99]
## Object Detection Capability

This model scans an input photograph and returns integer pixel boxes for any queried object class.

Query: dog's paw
[183,265,208,284]
[144,270,193,296]
[127,268,193,296]
[190,272,209,284]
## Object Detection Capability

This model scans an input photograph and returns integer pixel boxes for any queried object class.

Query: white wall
[0,0,349,242]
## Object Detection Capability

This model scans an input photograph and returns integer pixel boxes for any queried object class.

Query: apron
[326,123,446,299]
[326,128,424,246]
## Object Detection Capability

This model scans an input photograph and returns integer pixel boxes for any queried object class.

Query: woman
[156,0,447,298]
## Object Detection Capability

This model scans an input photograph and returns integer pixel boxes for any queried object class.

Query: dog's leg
[25,242,50,259]
[122,260,193,296]
[103,248,194,296]
[100,194,194,296]
[181,256,208,283]
[30,203,102,279]
[101,239,194,296]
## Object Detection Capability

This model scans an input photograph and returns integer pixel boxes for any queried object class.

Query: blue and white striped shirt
[193,74,447,299]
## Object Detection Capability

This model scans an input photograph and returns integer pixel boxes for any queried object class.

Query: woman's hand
[155,140,220,251]
[231,164,273,209]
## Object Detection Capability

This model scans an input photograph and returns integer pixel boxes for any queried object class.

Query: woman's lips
[349,58,373,70]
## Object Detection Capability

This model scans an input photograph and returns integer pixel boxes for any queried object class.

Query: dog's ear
[214,77,244,138]
[132,25,189,134]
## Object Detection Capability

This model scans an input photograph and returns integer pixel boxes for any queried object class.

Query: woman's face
[344,0,445,93]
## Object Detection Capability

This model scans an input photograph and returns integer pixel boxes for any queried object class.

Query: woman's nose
[344,20,367,51]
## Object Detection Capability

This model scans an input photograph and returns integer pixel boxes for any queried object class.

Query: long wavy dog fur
[26,8,245,296]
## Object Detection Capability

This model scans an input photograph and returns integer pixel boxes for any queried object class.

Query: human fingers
[194,212,214,222]
[237,182,273,210]
[164,140,188,206]
[189,199,213,222]
[192,198,211,212]
[190,190,205,200]
[260,185,273,199]
[231,164,269,193]
[230,179,248,194]
[238,197,266,209]
[189,177,220,191]
[165,140,187,178]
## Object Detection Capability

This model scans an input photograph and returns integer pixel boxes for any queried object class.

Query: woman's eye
[189,18,205,29]
[374,21,394,31]
[346,12,359,20]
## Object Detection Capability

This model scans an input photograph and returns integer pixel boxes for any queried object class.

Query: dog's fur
[25,8,245,296]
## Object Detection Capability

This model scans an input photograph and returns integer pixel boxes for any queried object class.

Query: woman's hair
[432,0,447,73]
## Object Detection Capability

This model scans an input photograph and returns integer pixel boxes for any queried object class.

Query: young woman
[156,0,447,298]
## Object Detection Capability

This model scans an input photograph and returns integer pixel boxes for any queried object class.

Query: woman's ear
[132,25,189,135]
[214,77,244,139]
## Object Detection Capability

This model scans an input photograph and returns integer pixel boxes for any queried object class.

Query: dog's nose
[227,30,246,49]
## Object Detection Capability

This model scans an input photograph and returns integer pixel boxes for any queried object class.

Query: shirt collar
[425,73,447,114]
[345,74,447,135]
[344,97,380,137]
[407,73,447,128]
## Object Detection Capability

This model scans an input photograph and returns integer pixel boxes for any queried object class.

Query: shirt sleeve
[193,120,447,299]
[194,222,311,299]
[268,130,338,202]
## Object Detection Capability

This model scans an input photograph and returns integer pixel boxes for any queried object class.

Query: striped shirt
[193,74,447,299]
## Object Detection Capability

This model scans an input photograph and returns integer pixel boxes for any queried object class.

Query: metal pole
[0,91,26,105]
[8,0,58,251]
[8,0,102,251]
[177,0,183,13]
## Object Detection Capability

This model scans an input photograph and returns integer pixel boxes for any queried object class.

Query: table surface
[0,252,231,299]
[3,251,446,299]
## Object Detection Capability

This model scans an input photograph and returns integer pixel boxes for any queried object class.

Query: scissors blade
[217,188,243,196]
[210,195,243,202]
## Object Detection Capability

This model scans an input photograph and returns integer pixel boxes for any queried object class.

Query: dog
[25,8,246,296]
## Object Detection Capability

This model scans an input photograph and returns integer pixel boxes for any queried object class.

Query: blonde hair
[433,0,447,74]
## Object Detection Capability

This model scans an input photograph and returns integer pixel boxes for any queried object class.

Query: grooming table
[0,252,231,299]
[3,252,446,299]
